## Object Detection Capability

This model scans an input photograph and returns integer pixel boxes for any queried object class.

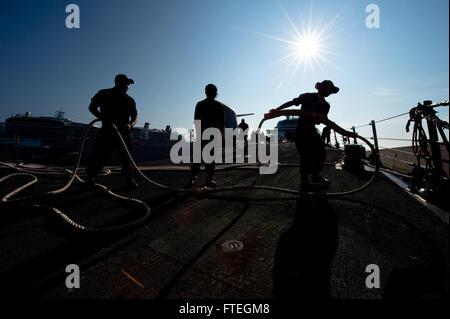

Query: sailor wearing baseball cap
[85,74,139,190]
[271,80,340,191]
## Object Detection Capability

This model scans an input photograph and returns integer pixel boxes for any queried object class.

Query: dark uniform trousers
[295,125,326,182]
[86,126,134,178]
[190,139,215,178]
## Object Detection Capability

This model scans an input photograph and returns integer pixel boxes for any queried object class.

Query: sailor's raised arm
[270,94,305,113]
[271,100,295,113]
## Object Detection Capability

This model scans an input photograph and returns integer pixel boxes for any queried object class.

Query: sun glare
[252,5,345,80]
[294,33,320,59]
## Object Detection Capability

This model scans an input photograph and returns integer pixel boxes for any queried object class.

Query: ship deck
[0,143,448,299]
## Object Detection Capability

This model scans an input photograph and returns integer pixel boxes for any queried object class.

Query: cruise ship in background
[0,110,177,164]
[274,116,298,141]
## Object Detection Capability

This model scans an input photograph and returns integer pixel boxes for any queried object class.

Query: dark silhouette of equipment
[405,100,449,205]
[343,144,366,170]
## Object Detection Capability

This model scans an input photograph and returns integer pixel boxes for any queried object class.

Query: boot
[184,174,198,188]
[204,175,217,188]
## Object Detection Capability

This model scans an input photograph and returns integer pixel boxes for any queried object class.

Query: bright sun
[294,33,320,59]
[253,6,344,79]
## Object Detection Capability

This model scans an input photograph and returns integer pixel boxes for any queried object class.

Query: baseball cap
[115,74,135,85]
[320,80,339,93]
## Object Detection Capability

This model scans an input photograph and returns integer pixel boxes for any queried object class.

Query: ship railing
[334,100,449,183]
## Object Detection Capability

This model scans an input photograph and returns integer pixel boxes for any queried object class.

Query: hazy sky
[1,0,448,148]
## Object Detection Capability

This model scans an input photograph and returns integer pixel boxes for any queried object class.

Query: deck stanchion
[351,126,357,144]
[370,120,380,157]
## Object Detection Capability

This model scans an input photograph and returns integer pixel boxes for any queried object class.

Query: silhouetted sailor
[271,80,339,191]
[237,119,249,153]
[238,119,249,132]
[85,74,138,190]
[188,84,225,188]
[322,126,331,146]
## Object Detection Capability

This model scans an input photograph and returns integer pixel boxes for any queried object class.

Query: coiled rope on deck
[0,119,151,234]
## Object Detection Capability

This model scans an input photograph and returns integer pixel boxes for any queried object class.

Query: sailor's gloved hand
[123,124,132,130]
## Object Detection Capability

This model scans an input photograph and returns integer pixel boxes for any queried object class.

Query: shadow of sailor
[273,196,338,299]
